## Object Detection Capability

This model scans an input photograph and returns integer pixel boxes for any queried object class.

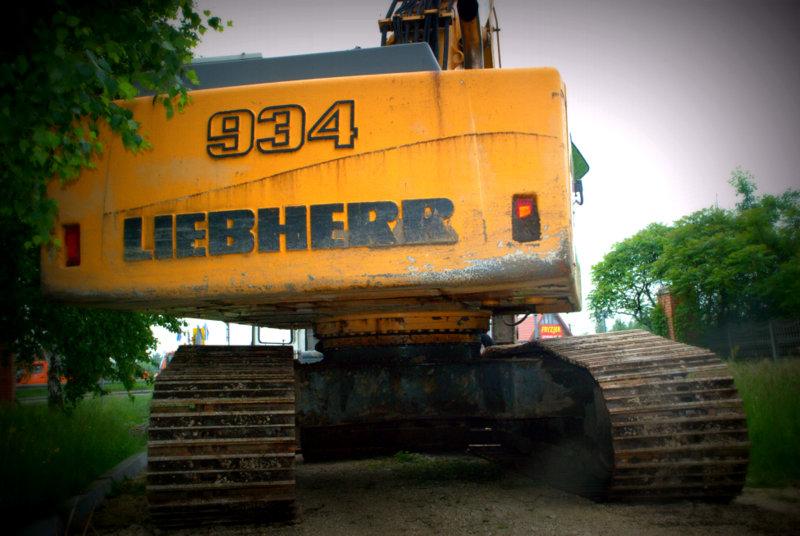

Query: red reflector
[512,195,541,242]
[514,197,534,219]
[64,224,80,267]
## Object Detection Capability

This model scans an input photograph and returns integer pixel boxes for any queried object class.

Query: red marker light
[514,197,534,219]
[64,224,80,267]
[512,195,541,243]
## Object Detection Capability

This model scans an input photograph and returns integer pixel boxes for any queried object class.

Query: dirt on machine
[41,0,749,527]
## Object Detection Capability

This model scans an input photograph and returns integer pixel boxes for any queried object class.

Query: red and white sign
[539,324,563,339]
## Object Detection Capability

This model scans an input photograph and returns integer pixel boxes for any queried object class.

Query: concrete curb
[18,451,147,536]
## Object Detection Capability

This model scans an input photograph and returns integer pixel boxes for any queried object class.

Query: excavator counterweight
[42,56,579,325]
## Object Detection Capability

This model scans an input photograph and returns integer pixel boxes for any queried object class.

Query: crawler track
[539,330,749,501]
[147,346,296,528]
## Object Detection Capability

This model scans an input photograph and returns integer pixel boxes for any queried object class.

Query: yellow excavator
[41,0,748,527]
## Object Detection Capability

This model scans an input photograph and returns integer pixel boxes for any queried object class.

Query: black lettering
[256,105,305,153]
[310,204,345,249]
[347,201,398,247]
[206,109,254,159]
[123,217,152,261]
[154,215,173,260]
[208,210,255,255]
[176,213,206,258]
[401,198,457,244]
[124,199,460,260]
[258,206,308,252]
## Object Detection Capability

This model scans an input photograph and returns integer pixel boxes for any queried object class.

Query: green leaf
[31,146,49,166]
[118,80,138,100]
[16,56,29,73]
[163,98,174,118]
[186,69,199,85]
[33,128,60,149]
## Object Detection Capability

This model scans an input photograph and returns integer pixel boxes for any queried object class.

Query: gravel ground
[90,454,800,536]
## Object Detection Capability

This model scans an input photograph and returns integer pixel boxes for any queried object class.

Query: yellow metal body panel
[42,68,580,327]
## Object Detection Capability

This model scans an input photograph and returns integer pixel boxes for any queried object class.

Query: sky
[155,0,799,350]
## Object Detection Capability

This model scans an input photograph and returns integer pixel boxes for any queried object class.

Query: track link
[539,330,749,501]
[147,346,296,528]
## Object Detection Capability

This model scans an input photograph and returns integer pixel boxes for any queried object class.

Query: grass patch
[14,386,49,399]
[380,451,503,483]
[0,395,150,528]
[729,358,800,487]
[100,381,152,393]
[15,381,152,400]
[393,450,419,463]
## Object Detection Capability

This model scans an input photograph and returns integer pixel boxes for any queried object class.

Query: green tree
[0,1,226,407]
[594,317,608,334]
[588,223,670,329]
[729,167,757,211]
[658,174,800,335]
[589,170,800,343]
[656,207,771,329]
[609,318,644,332]
[648,303,669,338]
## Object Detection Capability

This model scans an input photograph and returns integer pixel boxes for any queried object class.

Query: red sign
[539,324,563,339]
[17,360,49,386]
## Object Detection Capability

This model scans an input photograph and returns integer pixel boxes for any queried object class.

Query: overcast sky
[156,0,799,349]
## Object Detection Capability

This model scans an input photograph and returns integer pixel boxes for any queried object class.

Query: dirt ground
[90,454,800,536]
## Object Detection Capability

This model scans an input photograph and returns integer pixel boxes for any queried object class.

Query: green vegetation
[729,359,800,487]
[15,381,152,400]
[1,0,228,407]
[610,318,645,332]
[0,395,150,526]
[385,451,503,483]
[589,222,670,330]
[589,170,799,343]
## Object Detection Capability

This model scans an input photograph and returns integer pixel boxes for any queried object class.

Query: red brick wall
[658,290,677,340]
[0,348,15,403]
[516,315,535,341]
